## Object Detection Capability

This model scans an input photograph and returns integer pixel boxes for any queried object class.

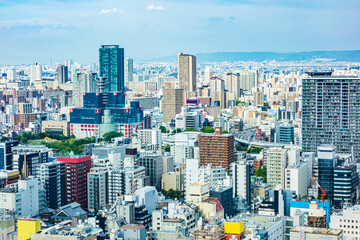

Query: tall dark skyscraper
[302,72,360,159]
[99,45,125,92]
[56,64,68,84]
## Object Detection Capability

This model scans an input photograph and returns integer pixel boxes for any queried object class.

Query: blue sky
[0,0,359,64]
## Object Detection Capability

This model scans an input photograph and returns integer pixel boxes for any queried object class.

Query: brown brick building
[57,155,92,209]
[198,127,235,171]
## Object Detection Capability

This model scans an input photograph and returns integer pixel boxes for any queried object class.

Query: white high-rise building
[267,148,287,188]
[125,58,134,84]
[171,132,199,165]
[6,69,16,81]
[329,205,360,240]
[137,129,162,151]
[30,62,42,84]
[0,177,39,217]
[204,67,213,85]
[285,162,311,198]
[231,162,251,203]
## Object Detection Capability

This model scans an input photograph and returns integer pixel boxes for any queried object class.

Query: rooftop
[290,226,342,236]
[122,224,145,230]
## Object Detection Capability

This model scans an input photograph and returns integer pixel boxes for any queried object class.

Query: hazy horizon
[1,0,360,64]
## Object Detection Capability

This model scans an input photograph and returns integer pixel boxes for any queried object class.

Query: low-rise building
[290,226,343,240]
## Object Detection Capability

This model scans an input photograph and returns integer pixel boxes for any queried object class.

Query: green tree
[103,131,123,143]
[161,189,184,200]
[172,128,182,134]
[248,147,262,153]
[184,127,197,132]
[255,166,267,183]
[159,126,167,133]
[201,126,215,133]
[0,137,9,142]
[264,102,269,107]
[222,130,229,134]
[164,144,171,152]
[20,136,28,144]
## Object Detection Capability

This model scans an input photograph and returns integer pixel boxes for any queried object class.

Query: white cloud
[147,4,165,11]
[99,8,123,14]
[0,18,65,29]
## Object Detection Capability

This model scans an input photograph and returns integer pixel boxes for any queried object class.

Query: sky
[0,0,360,64]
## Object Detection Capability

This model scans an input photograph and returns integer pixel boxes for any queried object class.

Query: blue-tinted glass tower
[99,45,124,92]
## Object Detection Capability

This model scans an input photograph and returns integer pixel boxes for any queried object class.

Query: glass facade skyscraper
[302,72,360,160]
[99,45,125,92]
[317,145,336,202]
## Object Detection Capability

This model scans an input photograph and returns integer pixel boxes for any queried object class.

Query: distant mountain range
[148,50,360,63]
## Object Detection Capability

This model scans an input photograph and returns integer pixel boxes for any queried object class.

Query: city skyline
[1,0,360,64]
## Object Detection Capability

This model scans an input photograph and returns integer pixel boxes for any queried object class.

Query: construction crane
[246,127,258,155]
[312,175,327,201]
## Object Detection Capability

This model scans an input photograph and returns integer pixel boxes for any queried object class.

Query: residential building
[302,73,360,159]
[57,155,92,209]
[178,52,196,93]
[198,127,235,171]
[87,166,108,212]
[137,154,163,187]
[37,161,66,209]
[162,87,184,122]
[138,129,162,151]
[266,148,287,188]
[231,162,251,204]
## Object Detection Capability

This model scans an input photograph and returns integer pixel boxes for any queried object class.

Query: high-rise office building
[137,154,163,187]
[125,58,134,84]
[57,156,92,209]
[317,145,336,202]
[302,72,360,159]
[7,69,16,81]
[99,45,125,92]
[0,140,19,170]
[162,87,184,122]
[198,127,235,171]
[72,72,98,107]
[56,64,69,84]
[253,92,264,107]
[333,164,358,208]
[226,70,258,97]
[12,145,49,178]
[30,62,42,84]
[178,52,196,93]
[37,161,66,209]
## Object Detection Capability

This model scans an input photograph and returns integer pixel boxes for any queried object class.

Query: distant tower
[56,64,69,84]
[178,52,197,93]
[30,62,42,84]
[99,45,125,92]
[125,58,134,84]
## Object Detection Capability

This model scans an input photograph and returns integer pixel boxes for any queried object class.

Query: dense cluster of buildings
[0,46,360,239]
